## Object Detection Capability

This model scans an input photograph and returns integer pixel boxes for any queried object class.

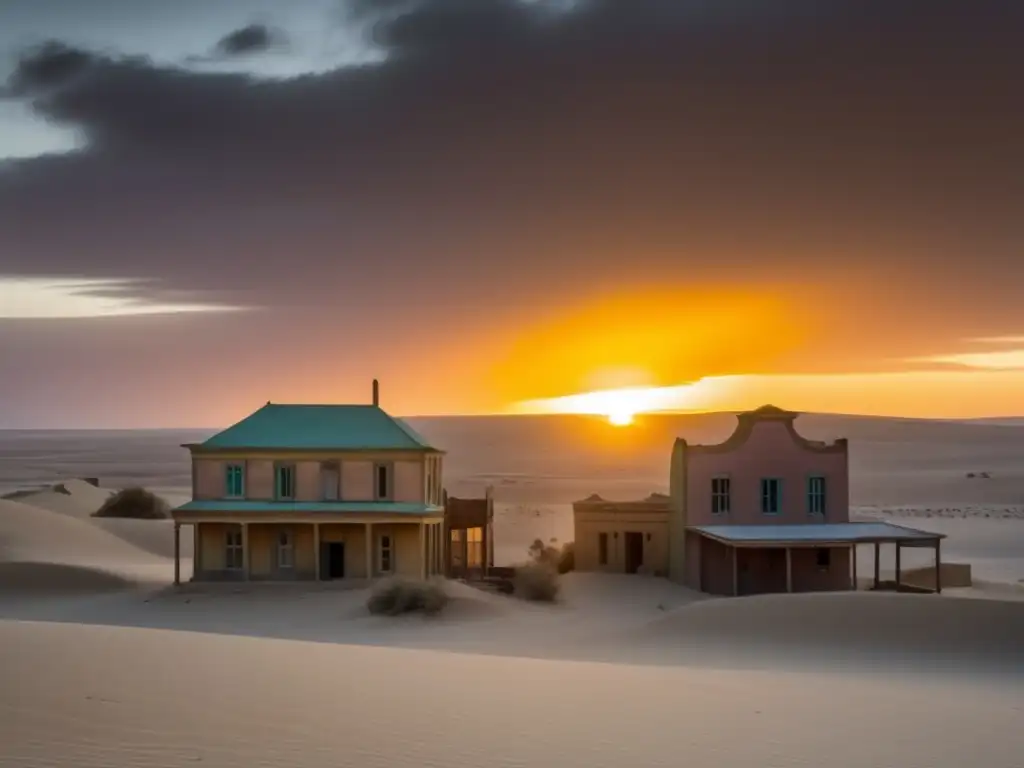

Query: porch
[687,522,946,597]
[171,517,445,584]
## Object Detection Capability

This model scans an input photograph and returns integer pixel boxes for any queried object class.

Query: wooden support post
[173,522,181,586]
[935,538,942,594]
[241,522,250,581]
[419,522,426,580]
[850,544,858,591]
[895,542,902,591]
[193,523,200,581]
[873,542,880,588]
[365,522,373,580]
[313,523,321,582]
[731,546,739,596]
[785,547,793,593]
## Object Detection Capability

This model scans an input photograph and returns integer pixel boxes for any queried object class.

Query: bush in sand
[513,561,561,602]
[511,538,569,602]
[527,537,575,574]
[366,578,450,616]
[92,487,170,520]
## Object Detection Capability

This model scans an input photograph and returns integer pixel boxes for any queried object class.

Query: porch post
[427,523,433,576]
[242,522,250,581]
[173,522,181,586]
[193,523,200,580]
[419,522,426,580]
[935,538,942,594]
[785,547,793,593]
[895,542,902,591]
[731,546,738,596]
[873,542,880,588]
[365,522,373,580]
[313,522,321,582]
[850,544,858,590]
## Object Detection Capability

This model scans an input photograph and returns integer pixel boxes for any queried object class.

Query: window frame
[711,475,731,515]
[225,528,244,570]
[275,463,296,501]
[378,533,393,574]
[373,462,392,501]
[320,461,340,501]
[466,526,483,568]
[225,463,245,499]
[276,529,295,569]
[760,478,782,515]
[807,475,827,516]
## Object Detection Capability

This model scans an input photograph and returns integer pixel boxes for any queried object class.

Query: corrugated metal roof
[175,500,442,515]
[195,404,439,451]
[690,522,944,544]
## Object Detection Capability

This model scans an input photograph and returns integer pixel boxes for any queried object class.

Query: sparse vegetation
[366,578,449,616]
[513,560,561,602]
[527,537,575,574]
[92,486,170,520]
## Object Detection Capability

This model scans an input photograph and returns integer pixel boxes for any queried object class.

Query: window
[598,532,609,565]
[225,528,243,570]
[807,476,826,516]
[277,530,294,569]
[225,464,245,498]
[816,548,831,569]
[466,527,483,568]
[761,478,781,515]
[379,534,393,573]
[275,464,296,500]
[711,476,731,515]
[374,463,391,500]
[321,462,340,501]
[450,529,464,567]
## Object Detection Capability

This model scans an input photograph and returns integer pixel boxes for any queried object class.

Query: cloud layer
[1,0,1023,421]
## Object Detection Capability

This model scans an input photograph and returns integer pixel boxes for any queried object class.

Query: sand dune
[622,591,1024,676]
[1,481,192,561]
[0,562,137,595]
[1,620,1022,768]
[11,478,114,518]
[0,498,155,563]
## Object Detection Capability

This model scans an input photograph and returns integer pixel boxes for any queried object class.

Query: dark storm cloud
[214,23,283,56]
[1,0,1023,324]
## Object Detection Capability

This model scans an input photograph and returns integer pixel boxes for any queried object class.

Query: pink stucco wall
[684,416,848,526]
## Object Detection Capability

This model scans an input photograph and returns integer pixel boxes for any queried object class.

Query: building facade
[575,405,944,595]
[171,382,445,584]
[669,405,851,594]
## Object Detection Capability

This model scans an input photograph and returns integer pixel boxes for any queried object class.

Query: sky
[1,0,1023,428]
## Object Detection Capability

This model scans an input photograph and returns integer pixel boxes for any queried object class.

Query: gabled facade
[668,405,850,593]
[171,381,445,584]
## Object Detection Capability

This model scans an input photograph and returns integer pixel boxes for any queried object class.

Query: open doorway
[321,541,345,580]
[624,531,644,574]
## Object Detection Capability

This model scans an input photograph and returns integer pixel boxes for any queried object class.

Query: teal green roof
[194,404,439,451]
[175,500,441,515]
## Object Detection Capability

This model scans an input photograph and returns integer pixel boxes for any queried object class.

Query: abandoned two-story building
[171,382,445,584]
[575,405,945,595]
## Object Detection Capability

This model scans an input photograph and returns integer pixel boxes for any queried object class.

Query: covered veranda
[687,522,947,597]
[170,510,445,585]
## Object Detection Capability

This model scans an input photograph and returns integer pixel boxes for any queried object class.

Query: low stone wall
[901,562,973,590]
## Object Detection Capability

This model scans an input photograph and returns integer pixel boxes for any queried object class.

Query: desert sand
[2,417,1024,766]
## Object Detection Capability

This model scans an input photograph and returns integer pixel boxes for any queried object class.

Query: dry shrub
[513,561,561,602]
[366,578,449,616]
[527,538,575,574]
[92,486,170,520]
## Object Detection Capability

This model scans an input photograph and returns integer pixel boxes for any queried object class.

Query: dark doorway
[321,542,345,580]
[624,532,644,574]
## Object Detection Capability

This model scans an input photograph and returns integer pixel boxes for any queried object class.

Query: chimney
[372,379,379,406]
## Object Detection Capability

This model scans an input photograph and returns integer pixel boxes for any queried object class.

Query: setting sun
[607,408,635,427]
